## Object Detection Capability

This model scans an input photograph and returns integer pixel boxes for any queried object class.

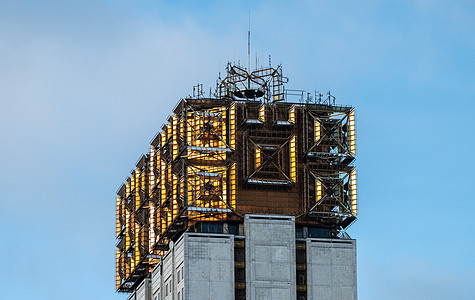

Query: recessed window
[229,224,238,234]
[296,227,304,238]
[201,222,223,233]
[177,270,181,283]
[308,227,329,238]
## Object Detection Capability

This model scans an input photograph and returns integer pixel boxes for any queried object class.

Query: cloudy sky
[1,1,474,299]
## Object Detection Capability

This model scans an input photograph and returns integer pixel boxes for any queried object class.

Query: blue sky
[1,1,474,299]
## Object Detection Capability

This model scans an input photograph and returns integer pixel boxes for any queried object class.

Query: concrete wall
[150,232,234,300]
[245,215,296,300]
[184,233,235,300]
[151,260,162,300]
[127,279,151,300]
[307,238,357,300]
[140,215,358,300]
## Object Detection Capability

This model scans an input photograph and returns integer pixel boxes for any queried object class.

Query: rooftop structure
[115,63,357,293]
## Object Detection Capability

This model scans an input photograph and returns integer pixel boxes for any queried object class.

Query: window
[296,227,304,238]
[177,270,180,283]
[229,224,238,234]
[181,266,184,280]
[201,222,223,233]
[178,291,181,300]
[166,283,168,295]
[182,287,184,299]
[308,227,329,238]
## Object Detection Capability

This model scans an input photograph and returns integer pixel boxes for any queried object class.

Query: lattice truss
[115,156,160,292]
[215,63,284,102]
[115,99,237,292]
[115,96,358,292]
[241,102,298,186]
[302,106,357,221]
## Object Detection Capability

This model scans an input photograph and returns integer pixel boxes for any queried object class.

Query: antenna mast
[248,12,250,74]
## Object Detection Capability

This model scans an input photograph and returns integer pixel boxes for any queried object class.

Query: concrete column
[245,214,296,300]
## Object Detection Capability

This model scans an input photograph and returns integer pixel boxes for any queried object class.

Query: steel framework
[115,63,357,292]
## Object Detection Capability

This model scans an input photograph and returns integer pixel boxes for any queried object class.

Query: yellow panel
[316,180,322,201]
[125,210,130,250]
[289,106,296,123]
[135,169,140,209]
[161,131,166,148]
[259,104,266,122]
[187,166,193,206]
[135,221,140,267]
[290,135,297,181]
[172,116,178,160]
[130,175,135,199]
[230,164,236,209]
[222,173,227,209]
[180,116,184,137]
[349,110,356,155]
[149,204,155,252]
[149,147,155,195]
[140,169,145,200]
[167,122,171,140]
[230,103,236,150]
[116,249,120,289]
[255,148,261,168]
[173,174,178,220]
[187,114,193,145]
[180,178,185,212]
[161,208,166,234]
[350,169,358,215]
[315,120,321,142]
[222,107,227,148]
[160,160,166,206]
[116,197,121,238]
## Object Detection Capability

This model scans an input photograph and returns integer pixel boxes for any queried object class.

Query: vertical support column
[296,241,307,300]
[306,239,357,300]
[234,237,246,300]
[245,215,296,300]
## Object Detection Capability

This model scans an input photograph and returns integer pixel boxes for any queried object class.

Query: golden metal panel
[255,148,261,168]
[230,103,236,150]
[315,120,321,142]
[259,104,266,122]
[149,204,155,252]
[289,106,296,123]
[230,164,236,209]
[316,180,322,201]
[116,197,121,238]
[116,249,120,289]
[115,80,358,291]
[350,169,358,215]
[290,135,297,181]
[349,110,356,155]
[173,174,178,219]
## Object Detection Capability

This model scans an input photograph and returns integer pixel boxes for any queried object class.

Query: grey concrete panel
[245,214,296,300]
[184,233,235,300]
[307,239,357,300]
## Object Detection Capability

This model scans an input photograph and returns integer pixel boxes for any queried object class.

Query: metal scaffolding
[115,63,357,292]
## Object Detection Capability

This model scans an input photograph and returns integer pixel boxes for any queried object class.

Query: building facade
[116,63,358,299]
[126,215,357,300]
